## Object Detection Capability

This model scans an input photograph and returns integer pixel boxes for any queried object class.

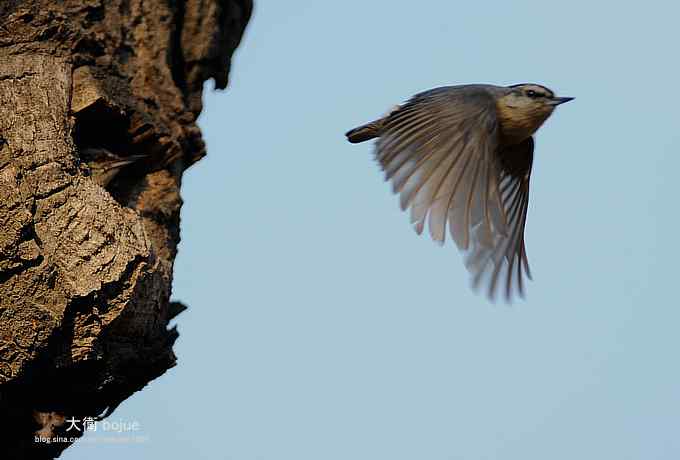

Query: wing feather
[371,85,534,301]
[468,139,534,301]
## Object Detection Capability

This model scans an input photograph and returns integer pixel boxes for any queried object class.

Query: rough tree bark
[0,1,251,457]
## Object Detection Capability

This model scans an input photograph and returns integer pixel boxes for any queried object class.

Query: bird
[345,83,573,301]
[80,147,147,188]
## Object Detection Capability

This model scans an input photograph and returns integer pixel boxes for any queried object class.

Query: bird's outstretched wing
[374,86,533,301]
[465,137,534,301]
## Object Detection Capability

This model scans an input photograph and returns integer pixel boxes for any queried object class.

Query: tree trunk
[0,1,251,457]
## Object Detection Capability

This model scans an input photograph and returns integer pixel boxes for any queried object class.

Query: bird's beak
[548,96,574,106]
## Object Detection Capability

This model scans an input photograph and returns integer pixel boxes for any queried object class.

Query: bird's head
[79,147,147,187]
[496,84,573,143]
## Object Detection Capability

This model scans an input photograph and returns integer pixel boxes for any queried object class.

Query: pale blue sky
[67,1,680,459]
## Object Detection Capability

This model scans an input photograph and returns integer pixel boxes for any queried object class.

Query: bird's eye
[526,90,540,98]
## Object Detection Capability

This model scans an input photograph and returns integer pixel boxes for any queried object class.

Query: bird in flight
[345,83,573,301]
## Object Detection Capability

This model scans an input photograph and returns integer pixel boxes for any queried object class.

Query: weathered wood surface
[0,1,251,457]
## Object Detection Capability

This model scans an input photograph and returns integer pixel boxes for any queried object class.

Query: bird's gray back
[408,84,510,105]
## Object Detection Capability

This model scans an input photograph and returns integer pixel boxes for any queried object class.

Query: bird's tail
[345,119,384,143]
